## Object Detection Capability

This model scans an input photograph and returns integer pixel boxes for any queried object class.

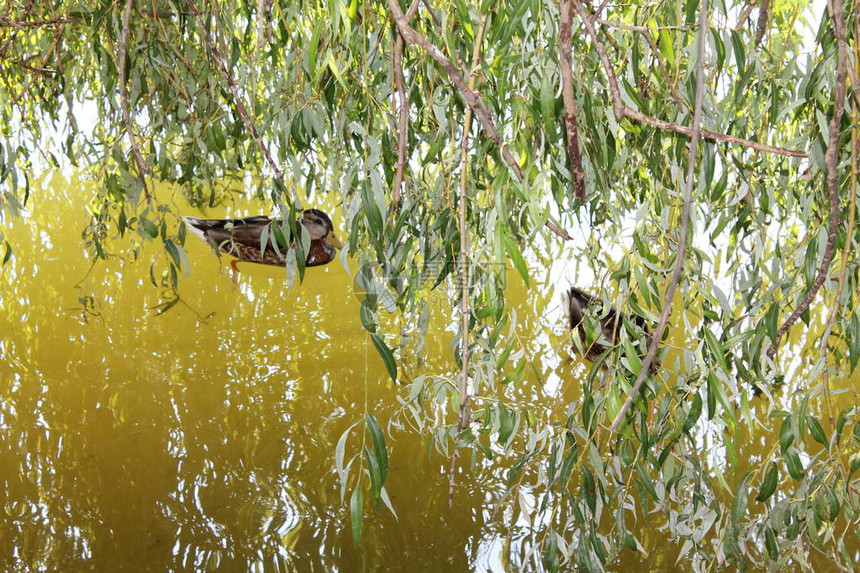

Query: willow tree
[2,0,859,569]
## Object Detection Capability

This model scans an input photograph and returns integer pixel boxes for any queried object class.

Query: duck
[562,286,655,368]
[182,208,344,269]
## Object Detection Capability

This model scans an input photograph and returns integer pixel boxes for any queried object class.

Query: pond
[1,172,856,571]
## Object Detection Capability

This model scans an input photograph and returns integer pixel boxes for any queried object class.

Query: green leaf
[848,313,860,371]
[764,527,778,560]
[141,217,158,238]
[350,487,363,546]
[807,415,828,446]
[779,418,794,453]
[364,445,382,507]
[582,467,596,513]
[703,328,729,373]
[365,413,388,484]
[730,30,746,76]
[783,448,804,480]
[370,333,397,382]
[2,241,11,266]
[755,463,778,502]
[501,234,530,287]
[683,392,703,433]
[498,403,516,446]
[730,472,752,527]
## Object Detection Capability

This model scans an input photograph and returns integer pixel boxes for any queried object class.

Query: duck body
[183,209,343,267]
[563,286,654,367]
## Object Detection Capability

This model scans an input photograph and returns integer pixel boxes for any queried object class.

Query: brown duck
[563,286,655,368]
[183,209,344,269]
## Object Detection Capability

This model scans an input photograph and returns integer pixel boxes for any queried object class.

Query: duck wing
[184,216,276,247]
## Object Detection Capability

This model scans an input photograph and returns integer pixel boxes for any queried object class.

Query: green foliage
[2,0,860,570]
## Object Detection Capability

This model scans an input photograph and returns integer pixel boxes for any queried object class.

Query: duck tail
[563,287,591,330]
[182,216,211,242]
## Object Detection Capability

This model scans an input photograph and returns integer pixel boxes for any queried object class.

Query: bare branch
[255,0,273,49]
[0,16,81,28]
[755,0,770,45]
[610,0,709,433]
[571,0,808,159]
[735,1,756,31]
[559,0,586,201]
[767,0,847,359]
[185,0,285,183]
[449,14,487,507]
[595,18,695,32]
[118,0,152,205]
[392,0,421,208]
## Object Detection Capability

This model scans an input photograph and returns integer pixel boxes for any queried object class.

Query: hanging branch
[391,0,421,208]
[755,0,770,45]
[571,0,807,159]
[118,0,152,205]
[609,0,708,433]
[448,14,487,507]
[385,0,574,241]
[767,0,847,359]
[255,0,273,49]
[559,0,587,201]
[185,0,285,183]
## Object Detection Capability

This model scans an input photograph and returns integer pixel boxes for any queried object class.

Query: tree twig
[449,13,487,507]
[559,0,586,201]
[391,0,421,208]
[0,16,81,28]
[766,0,847,359]
[119,0,152,205]
[185,0,285,183]
[610,0,709,433]
[386,0,575,241]
[735,1,757,31]
[755,0,770,45]
[572,0,808,159]
[595,18,695,32]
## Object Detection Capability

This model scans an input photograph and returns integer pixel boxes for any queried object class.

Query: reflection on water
[3,173,855,572]
[1,174,531,571]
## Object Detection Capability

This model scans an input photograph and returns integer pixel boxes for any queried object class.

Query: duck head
[300,208,344,249]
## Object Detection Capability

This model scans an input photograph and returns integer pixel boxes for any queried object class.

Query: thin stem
[448,13,487,507]
[766,0,847,359]
[559,0,586,201]
[185,0,285,184]
[610,0,709,433]
[571,0,807,159]
[119,0,152,205]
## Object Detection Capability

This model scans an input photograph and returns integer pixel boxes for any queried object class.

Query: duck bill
[327,233,345,250]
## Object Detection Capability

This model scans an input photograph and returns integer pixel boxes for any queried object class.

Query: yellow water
[1,173,855,572]
[1,173,563,571]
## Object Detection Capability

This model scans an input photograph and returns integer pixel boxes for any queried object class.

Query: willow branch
[185,0,284,183]
[449,14,487,507]
[255,0,273,49]
[559,0,586,201]
[0,16,81,28]
[392,0,421,208]
[610,0,708,433]
[819,0,859,429]
[571,0,807,159]
[118,0,152,205]
[11,25,64,105]
[735,2,756,31]
[386,0,574,241]
[595,18,695,32]
[766,0,846,359]
[755,0,770,45]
